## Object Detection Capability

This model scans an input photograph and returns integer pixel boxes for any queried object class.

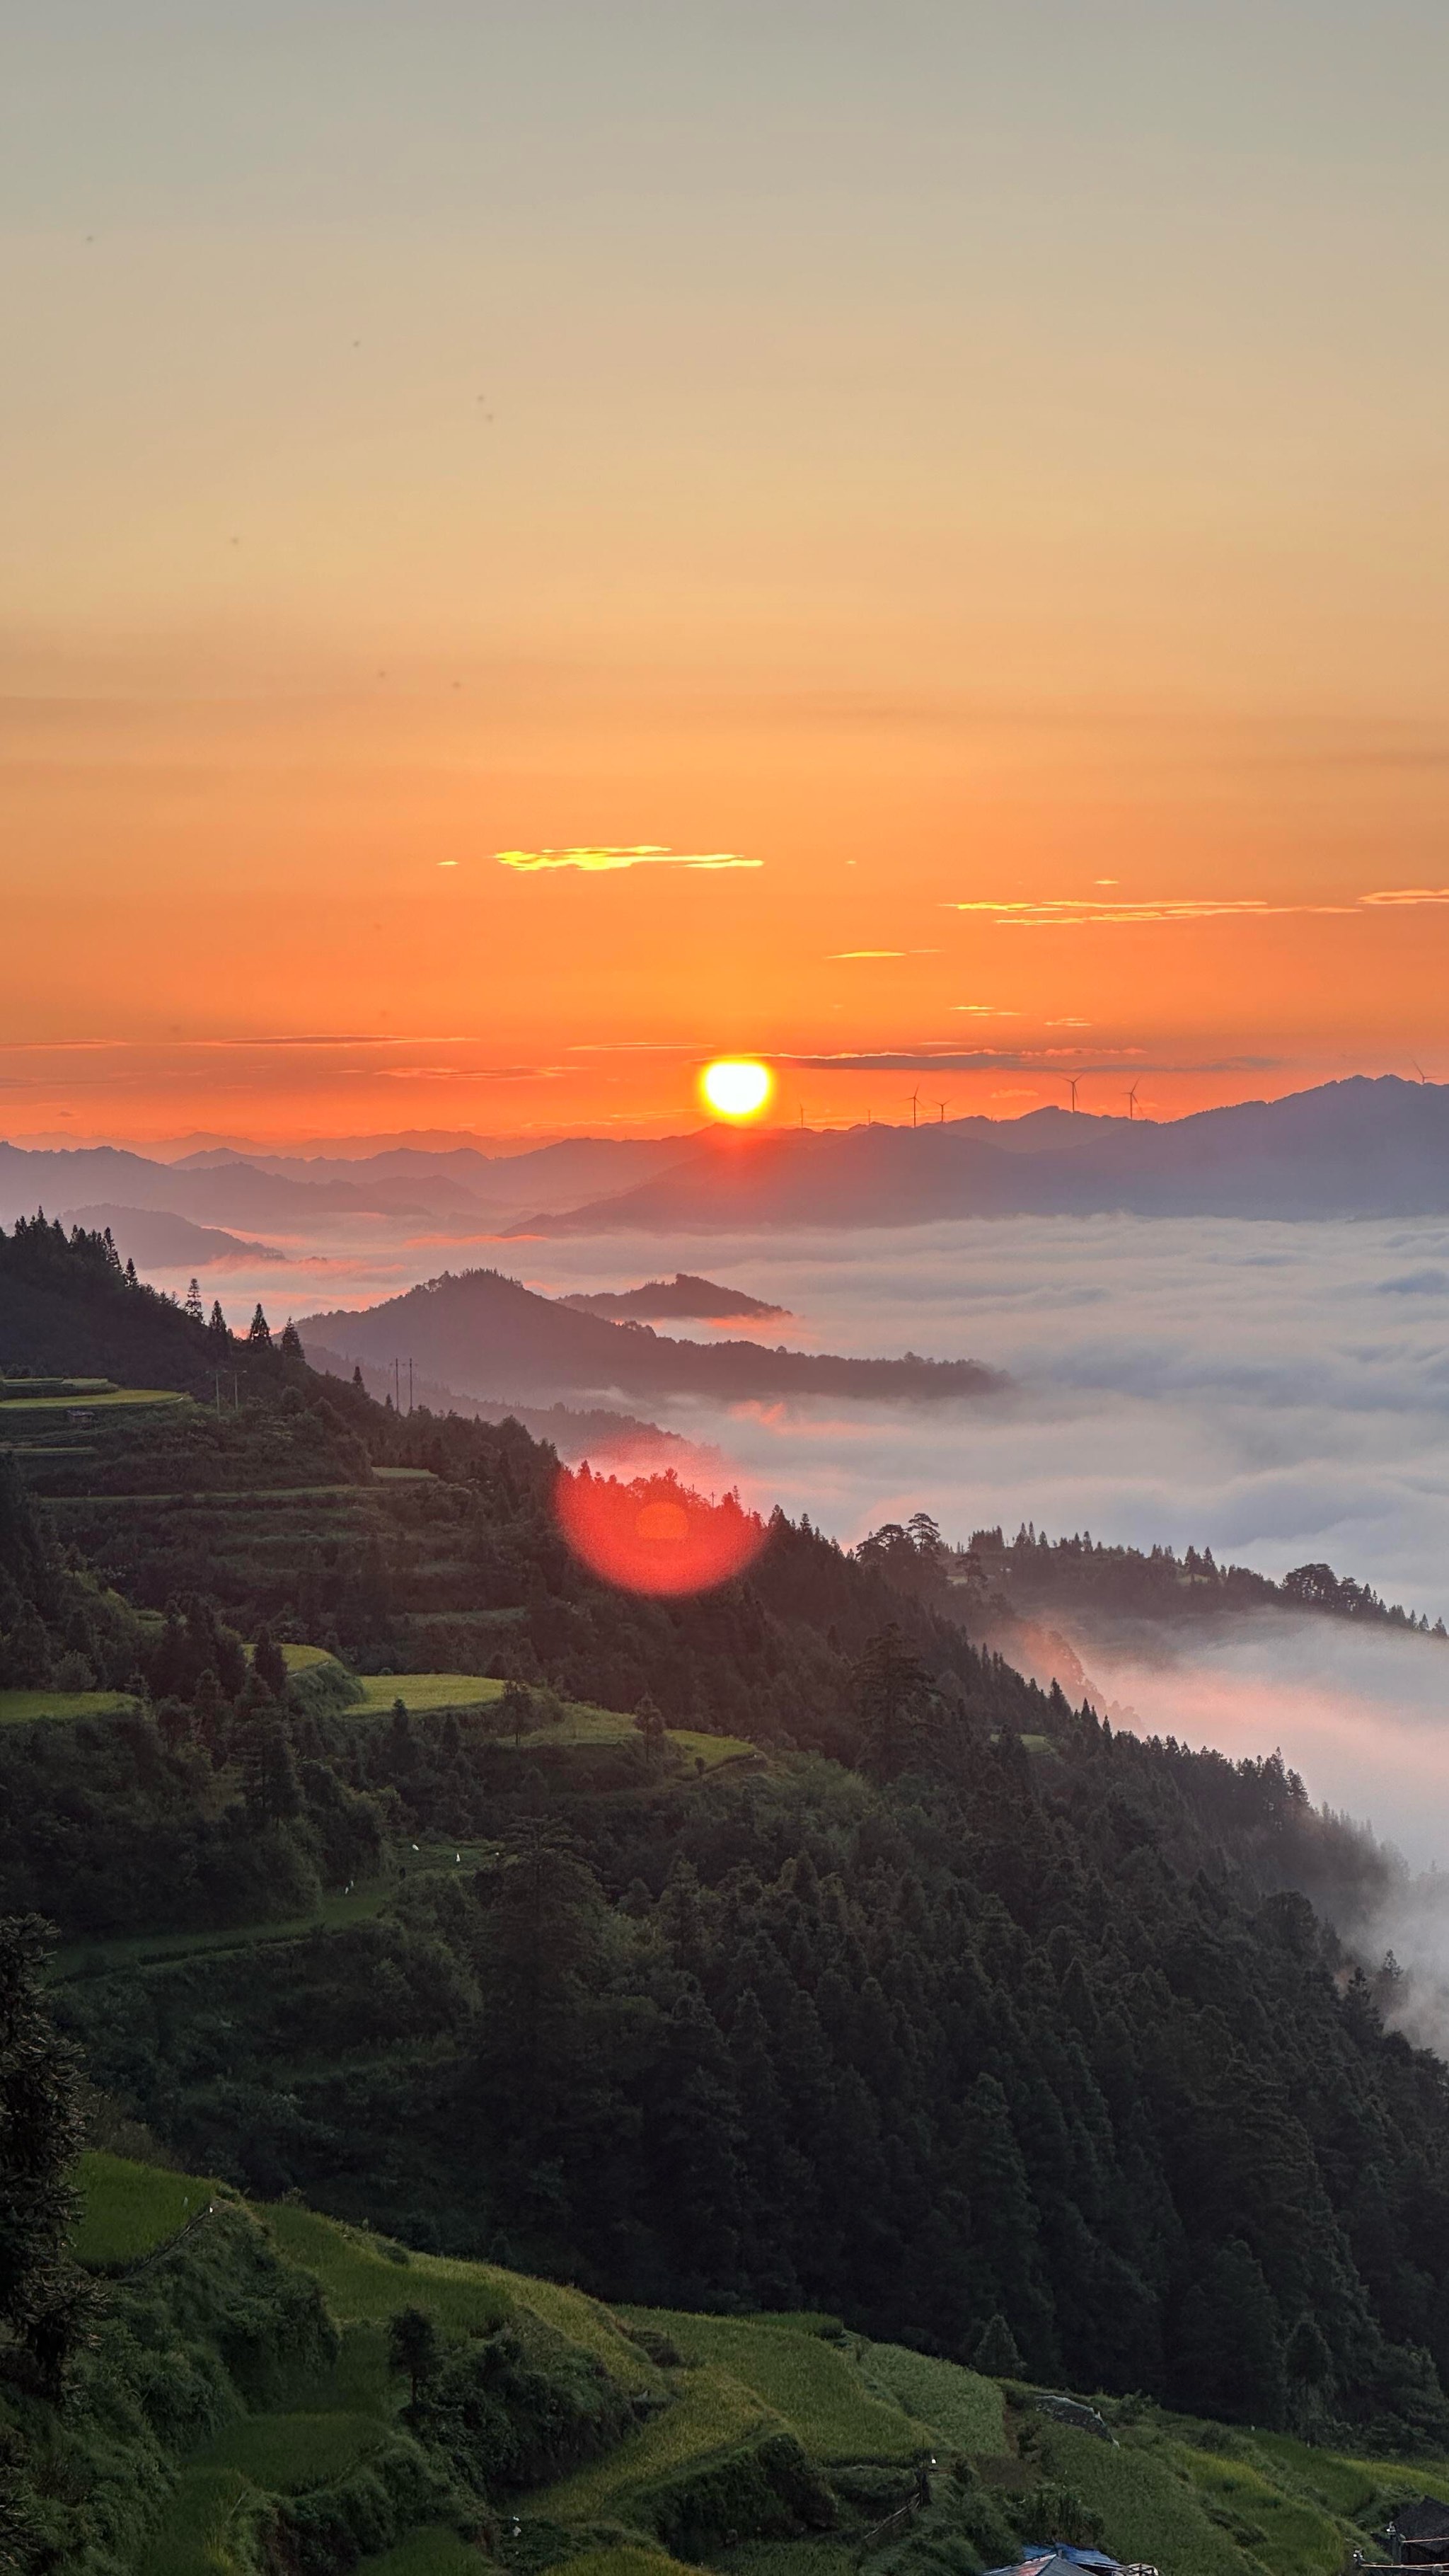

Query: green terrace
[47,2149,1449,2576]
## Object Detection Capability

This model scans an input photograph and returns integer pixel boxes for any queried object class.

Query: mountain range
[509,1076,1449,1233]
[8,1079,1449,1256]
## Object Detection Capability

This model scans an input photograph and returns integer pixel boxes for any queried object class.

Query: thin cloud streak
[497,845,759,873]
[945,890,1449,928]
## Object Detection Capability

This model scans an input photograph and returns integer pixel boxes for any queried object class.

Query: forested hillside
[4,1219,1449,2484]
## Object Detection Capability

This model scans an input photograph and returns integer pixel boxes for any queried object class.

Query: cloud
[827,949,941,960]
[951,1005,1020,1016]
[497,845,758,873]
[945,889,1449,928]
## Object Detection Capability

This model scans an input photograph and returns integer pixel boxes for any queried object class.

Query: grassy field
[0,1385,187,1413]
[354,1671,507,1714]
[355,2538,487,2575]
[1170,2438,1345,2576]
[71,2149,218,2267]
[0,1685,139,1725]
[199,2406,383,2492]
[146,2463,255,2576]
[62,2153,1449,2576]
[1036,2421,1252,2576]
[261,2204,514,2340]
[50,1843,501,1982]
[533,2360,770,2517]
[850,2340,1005,2455]
[1243,2433,1395,2519]
[620,2311,928,2464]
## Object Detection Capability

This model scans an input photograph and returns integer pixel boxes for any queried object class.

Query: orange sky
[5,6,1449,1143]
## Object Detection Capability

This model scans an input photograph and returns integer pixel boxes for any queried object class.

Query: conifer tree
[208,1299,229,1342]
[279,1318,303,1359]
[183,1277,204,1321]
[973,2311,1024,2376]
[0,1916,91,2396]
[247,1303,272,1347]
[252,1625,288,1699]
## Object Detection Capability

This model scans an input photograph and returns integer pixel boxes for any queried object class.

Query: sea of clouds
[144,1207,1449,1878]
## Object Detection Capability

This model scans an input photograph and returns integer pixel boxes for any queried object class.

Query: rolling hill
[299,1267,997,1405]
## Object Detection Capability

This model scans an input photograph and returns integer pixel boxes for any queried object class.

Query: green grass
[851,2342,1006,2456]
[356,2535,488,2575]
[260,2205,513,2339]
[618,2311,927,2464]
[0,1385,186,1412]
[145,2462,254,2576]
[1170,2440,1344,2576]
[533,2360,770,2516]
[718,2546,860,2576]
[354,1672,507,1714]
[71,2149,218,2268]
[197,2408,383,2492]
[566,2551,703,2576]
[50,1842,502,1983]
[0,1686,139,1725]
[1036,2422,1248,2576]
[1240,2434,1392,2521]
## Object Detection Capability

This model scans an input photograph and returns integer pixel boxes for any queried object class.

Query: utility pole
[214,1372,221,1421]
[408,1357,414,1415]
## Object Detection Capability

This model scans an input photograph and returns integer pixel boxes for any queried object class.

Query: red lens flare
[554,1464,768,1597]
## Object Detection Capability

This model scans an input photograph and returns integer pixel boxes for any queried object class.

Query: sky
[6,2,1449,1139]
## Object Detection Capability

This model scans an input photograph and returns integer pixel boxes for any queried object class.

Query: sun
[700,1057,773,1120]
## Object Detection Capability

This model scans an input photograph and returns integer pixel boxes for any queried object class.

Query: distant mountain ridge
[299,1265,997,1405]
[562,1271,789,1322]
[507,1076,1449,1234]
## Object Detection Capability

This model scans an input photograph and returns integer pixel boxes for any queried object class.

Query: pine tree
[252,1626,288,1700]
[973,2311,1023,2375]
[183,1277,204,1322]
[237,1684,301,1827]
[279,1318,303,1359]
[0,1916,91,2396]
[352,1364,364,1389]
[247,1304,272,1347]
[633,1689,667,1761]
[386,2304,439,2403]
[208,1299,229,1342]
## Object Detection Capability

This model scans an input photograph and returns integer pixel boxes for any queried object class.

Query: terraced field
[71,2149,219,2267]
[63,2160,1446,2576]
[0,1684,139,1725]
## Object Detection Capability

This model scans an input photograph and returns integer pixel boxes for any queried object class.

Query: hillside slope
[13,2150,1445,2576]
[299,1267,997,1405]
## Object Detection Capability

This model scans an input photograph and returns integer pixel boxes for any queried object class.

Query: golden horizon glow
[700,1059,773,1120]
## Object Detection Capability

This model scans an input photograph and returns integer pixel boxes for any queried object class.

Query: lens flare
[701,1057,773,1119]
[555,1464,768,1597]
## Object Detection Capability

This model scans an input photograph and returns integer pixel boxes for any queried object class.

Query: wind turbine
[908,1088,920,1128]
[1126,1081,1139,1120]
[934,1098,950,1125]
[1061,1075,1080,1114]
[1412,1059,1429,1086]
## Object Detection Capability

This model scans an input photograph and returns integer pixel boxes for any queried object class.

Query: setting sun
[700,1058,773,1120]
